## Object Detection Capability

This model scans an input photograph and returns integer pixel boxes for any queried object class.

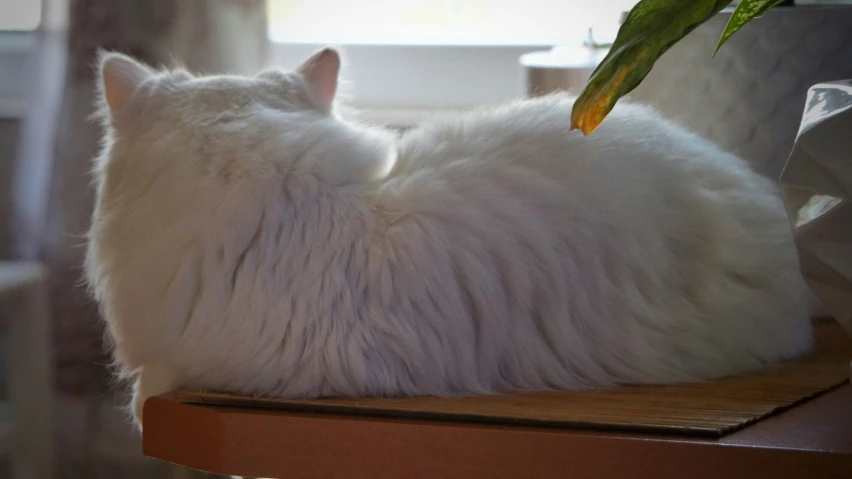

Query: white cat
[85,48,814,426]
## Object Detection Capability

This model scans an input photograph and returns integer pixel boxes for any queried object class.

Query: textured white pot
[781,80,852,334]
[628,6,852,180]
[781,80,852,379]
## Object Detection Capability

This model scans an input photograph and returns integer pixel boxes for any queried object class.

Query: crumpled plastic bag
[780,80,852,337]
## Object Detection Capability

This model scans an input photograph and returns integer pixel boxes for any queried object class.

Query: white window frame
[0,32,34,119]
[0,0,65,119]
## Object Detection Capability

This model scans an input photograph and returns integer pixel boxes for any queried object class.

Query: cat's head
[97,46,342,121]
[89,46,392,243]
[85,48,393,372]
[92,47,354,185]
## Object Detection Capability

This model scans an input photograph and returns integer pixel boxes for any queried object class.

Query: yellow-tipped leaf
[571,0,731,135]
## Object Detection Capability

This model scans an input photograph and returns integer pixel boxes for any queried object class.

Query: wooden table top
[143,383,852,479]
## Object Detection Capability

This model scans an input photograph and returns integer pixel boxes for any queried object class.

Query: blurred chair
[0,262,54,479]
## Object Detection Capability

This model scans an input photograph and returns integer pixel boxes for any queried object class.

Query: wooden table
[143,383,852,478]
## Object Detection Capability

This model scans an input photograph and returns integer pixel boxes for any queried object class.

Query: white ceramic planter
[781,80,852,333]
[780,80,852,378]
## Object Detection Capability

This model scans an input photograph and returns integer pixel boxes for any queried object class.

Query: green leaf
[715,0,785,55]
[570,0,731,135]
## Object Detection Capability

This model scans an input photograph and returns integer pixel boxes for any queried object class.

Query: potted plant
[572,0,852,179]
[571,0,852,364]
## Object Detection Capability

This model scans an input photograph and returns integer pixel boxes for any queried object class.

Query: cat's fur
[85,48,814,425]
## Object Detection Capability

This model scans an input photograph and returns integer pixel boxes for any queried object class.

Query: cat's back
[384,93,743,234]
[389,93,785,217]
[390,94,584,176]
[389,94,730,183]
[370,93,811,390]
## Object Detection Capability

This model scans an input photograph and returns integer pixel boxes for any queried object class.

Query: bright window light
[268,0,638,46]
[0,0,41,31]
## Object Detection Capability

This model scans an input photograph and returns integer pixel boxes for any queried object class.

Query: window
[0,0,41,31]
[268,0,637,46]
[266,0,637,125]
[0,0,44,119]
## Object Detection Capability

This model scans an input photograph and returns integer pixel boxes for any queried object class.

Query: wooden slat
[175,320,851,437]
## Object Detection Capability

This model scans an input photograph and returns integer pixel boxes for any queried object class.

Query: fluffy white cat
[85,48,814,425]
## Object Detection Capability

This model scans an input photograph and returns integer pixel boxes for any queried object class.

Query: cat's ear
[98,52,153,112]
[296,48,340,111]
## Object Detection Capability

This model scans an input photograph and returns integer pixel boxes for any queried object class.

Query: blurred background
[1,0,851,478]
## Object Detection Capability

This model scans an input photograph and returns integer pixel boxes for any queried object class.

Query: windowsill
[268,30,582,48]
[266,42,552,126]
[351,107,468,129]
